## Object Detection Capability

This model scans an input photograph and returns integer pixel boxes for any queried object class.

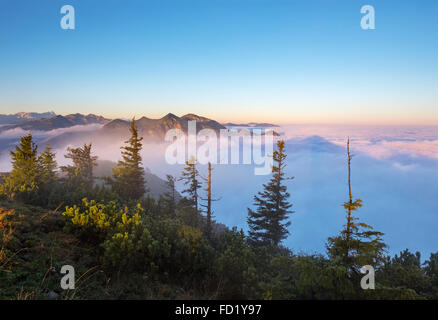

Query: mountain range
[102,113,226,141]
[0,112,280,148]
[0,111,56,125]
[0,113,110,133]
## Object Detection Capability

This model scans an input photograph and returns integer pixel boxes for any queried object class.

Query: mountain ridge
[0,111,56,125]
[0,112,279,152]
[0,113,110,133]
[102,113,226,141]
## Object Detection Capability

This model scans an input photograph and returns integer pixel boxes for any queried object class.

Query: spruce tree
[162,174,177,216]
[424,252,438,298]
[0,132,38,200]
[179,156,202,211]
[61,143,98,192]
[247,140,293,247]
[33,143,59,205]
[37,143,58,186]
[326,138,386,274]
[110,118,146,200]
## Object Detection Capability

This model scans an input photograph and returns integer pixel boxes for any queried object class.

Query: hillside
[0,201,199,299]
[94,160,181,201]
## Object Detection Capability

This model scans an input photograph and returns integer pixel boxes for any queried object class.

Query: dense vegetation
[0,120,437,300]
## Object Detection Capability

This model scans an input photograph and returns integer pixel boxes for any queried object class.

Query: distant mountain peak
[181,113,211,122]
[0,111,57,125]
[162,113,179,120]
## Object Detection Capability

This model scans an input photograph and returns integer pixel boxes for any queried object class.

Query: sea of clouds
[1,123,437,259]
[142,124,438,259]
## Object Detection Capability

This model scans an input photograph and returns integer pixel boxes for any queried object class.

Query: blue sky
[0,0,437,124]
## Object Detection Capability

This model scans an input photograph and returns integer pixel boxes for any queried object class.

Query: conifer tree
[110,118,146,200]
[37,143,58,186]
[424,252,438,298]
[247,140,293,247]
[162,174,177,216]
[200,162,219,238]
[326,138,386,274]
[179,156,202,211]
[0,132,38,199]
[61,143,98,192]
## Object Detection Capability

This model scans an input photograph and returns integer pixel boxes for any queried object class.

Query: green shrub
[213,229,260,299]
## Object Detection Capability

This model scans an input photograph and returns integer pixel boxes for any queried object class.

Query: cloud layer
[1,123,437,259]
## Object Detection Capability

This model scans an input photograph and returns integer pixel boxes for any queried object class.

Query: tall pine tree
[110,118,146,200]
[162,174,177,217]
[247,140,293,247]
[179,156,202,211]
[37,143,58,186]
[34,143,59,205]
[326,138,386,274]
[0,132,38,200]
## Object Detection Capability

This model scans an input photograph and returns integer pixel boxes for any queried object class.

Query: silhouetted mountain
[0,113,110,133]
[0,111,56,124]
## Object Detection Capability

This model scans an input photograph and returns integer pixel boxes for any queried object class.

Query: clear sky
[0,0,437,124]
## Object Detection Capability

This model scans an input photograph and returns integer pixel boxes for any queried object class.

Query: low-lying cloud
[279,124,438,165]
[0,124,103,139]
[1,123,437,259]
